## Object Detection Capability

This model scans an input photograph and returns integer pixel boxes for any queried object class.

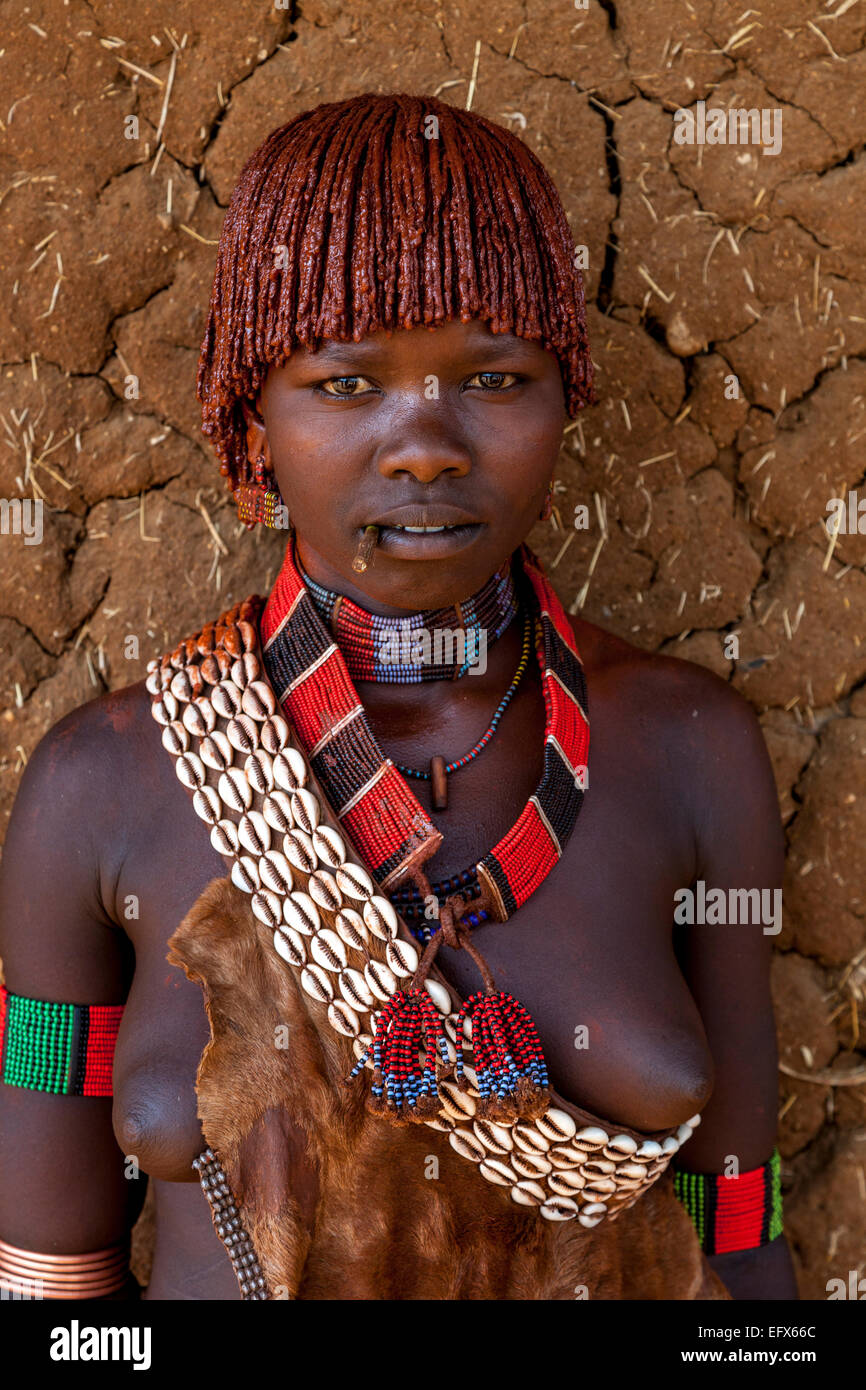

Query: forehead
[280,317,554,367]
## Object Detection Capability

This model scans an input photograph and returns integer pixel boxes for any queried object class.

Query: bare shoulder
[14,676,158,818]
[568,614,773,780]
[0,677,162,996]
[2,678,161,922]
[568,614,784,891]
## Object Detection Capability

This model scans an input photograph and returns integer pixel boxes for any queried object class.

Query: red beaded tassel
[347,874,551,1125]
[433,886,550,1122]
[347,935,452,1125]
[454,990,550,1123]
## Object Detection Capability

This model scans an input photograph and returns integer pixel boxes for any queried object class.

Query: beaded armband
[673,1147,783,1255]
[0,986,123,1097]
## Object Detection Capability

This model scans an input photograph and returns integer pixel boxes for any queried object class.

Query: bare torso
[0,608,783,1298]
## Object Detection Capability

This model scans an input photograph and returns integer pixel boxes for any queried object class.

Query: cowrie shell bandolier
[363,896,399,941]
[284,829,317,875]
[308,870,343,913]
[300,963,334,1004]
[334,910,368,953]
[513,1151,553,1180]
[202,731,233,772]
[263,791,294,835]
[273,748,307,791]
[335,863,374,901]
[310,929,348,973]
[149,595,697,1230]
[290,788,320,835]
[283,893,319,937]
[162,722,188,756]
[439,1079,476,1122]
[211,821,239,858]
[260,850,293,896]
[244,750,274,794]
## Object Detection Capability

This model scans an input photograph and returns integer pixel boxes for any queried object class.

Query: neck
[294,535,428,618]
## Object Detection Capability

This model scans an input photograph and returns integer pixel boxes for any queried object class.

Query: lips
[354,505,484,559]
[365,512,483,559]
[370,505,481,530]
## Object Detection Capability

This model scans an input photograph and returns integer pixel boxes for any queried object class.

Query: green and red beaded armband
[0,985,124,1097]
[673,1147,783,1255]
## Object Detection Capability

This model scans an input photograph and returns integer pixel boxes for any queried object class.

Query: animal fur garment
[168,875,729,1301]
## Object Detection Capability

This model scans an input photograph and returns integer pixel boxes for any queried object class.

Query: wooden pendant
[430,755,448,811]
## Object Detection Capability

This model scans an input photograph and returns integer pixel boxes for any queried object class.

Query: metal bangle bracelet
[0,1235,130,1299]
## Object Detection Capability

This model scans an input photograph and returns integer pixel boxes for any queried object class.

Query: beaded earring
[235,453,289,530]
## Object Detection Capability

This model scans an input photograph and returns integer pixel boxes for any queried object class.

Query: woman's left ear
[235,397,288,531]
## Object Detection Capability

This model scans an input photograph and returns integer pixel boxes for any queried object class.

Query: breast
[112,1059,207,1184]
[108,696,242,1183]
[110,954,213,1184]
[429,894,716,1136]
[545,1011,716,1135]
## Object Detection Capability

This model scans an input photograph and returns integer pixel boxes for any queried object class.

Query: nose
[375,415,472,486]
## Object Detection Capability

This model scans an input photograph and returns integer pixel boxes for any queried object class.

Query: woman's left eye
[318,376,375,396]
[466,371,521,391]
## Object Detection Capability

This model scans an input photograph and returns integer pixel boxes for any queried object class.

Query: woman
[0,92,796,1300]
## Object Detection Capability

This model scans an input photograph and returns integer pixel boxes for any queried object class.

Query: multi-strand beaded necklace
[259,537,591,1124]
[298,554,534,931]
[299,557,519,684]
[260,538,590,943]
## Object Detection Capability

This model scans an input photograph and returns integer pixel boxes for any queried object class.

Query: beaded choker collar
[298,556,518,684]
[260,537,590,930]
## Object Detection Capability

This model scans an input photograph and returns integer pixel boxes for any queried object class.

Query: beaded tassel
[348,988,451,1125]
[454,990,550,1123]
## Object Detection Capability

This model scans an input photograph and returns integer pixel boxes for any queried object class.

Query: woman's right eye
[316,376,375,397]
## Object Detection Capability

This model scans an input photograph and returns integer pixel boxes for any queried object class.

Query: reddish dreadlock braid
[197,90,596,497]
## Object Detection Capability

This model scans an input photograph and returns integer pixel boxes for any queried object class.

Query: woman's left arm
[671,667,799,1300]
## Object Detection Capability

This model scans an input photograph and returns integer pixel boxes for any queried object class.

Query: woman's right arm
[0,703,143,1296]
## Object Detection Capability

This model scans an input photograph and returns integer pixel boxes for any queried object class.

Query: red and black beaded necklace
[260,537,590,943]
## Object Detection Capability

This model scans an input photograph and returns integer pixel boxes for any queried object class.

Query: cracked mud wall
[1,0,865,1299]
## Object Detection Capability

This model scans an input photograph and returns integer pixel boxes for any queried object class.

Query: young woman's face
[255,316,567,612]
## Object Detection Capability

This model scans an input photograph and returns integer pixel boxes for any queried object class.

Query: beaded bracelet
[0,986,124,1097]
[672,1147,783,1255]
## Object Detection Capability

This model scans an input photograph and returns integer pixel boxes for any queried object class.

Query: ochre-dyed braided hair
[197,90,596,498]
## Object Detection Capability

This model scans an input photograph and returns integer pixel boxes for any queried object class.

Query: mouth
[386,523,464,533]
[366,507,484,558]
